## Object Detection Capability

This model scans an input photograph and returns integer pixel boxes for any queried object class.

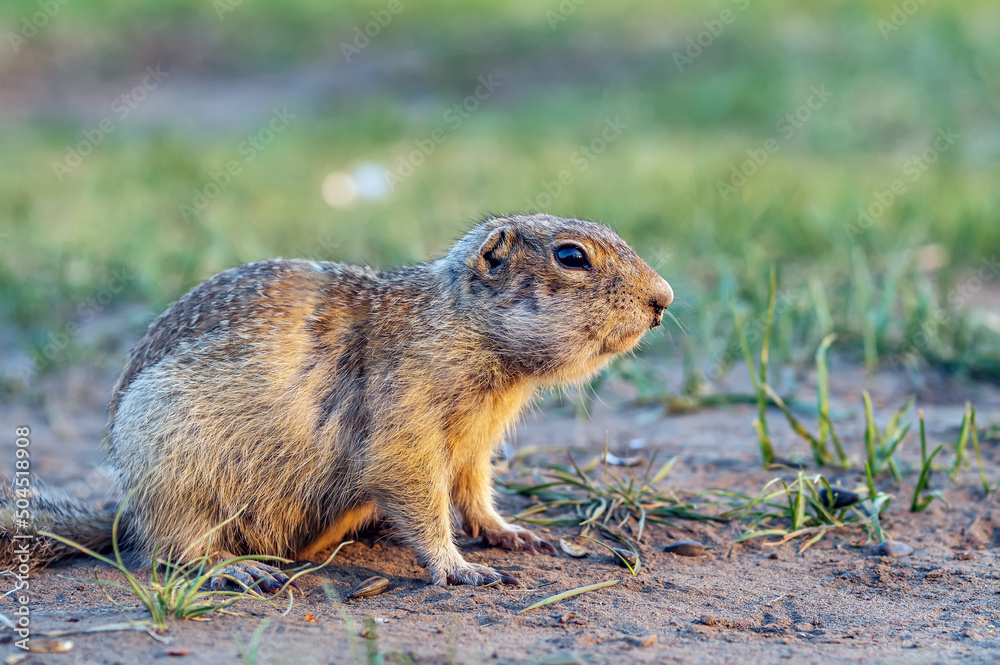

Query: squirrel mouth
[598,329,645,356]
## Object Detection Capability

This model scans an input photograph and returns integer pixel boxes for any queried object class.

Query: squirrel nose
[648,276,673,328]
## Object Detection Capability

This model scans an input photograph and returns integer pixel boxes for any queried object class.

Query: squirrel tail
[0,483,125,570]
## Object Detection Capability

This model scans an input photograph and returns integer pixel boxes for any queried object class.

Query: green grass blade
[863,391,877,474]
[650,456,679,486]
[820,411,850,468]
[516,579,620,614]
[969,408,991,495]
[762,383,827,465]
[759,268,777,449]
[732,299,774,466]
[950,402,972,482]
[815,333,836,452]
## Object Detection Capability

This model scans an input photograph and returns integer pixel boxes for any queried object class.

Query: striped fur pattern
[3,214,673,586]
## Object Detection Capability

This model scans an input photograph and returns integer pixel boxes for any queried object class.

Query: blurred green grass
[1,0,998,382]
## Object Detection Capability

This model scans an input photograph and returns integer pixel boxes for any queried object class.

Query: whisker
[666,309,689,335]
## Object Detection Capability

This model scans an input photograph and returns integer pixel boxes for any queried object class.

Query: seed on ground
[875,541,914,558]
[664,540,705,557]
[610,547,638,569]
[346,576,389,599]
[560,538,589,558]
[818,487,860,509]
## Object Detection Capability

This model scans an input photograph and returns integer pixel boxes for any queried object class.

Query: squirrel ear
[478,225,515,271]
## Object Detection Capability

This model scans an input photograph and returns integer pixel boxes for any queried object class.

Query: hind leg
[296,503,376,561]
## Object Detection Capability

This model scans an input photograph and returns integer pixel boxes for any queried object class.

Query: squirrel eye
[554,245,591,270]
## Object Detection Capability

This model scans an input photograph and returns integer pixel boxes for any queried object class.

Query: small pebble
[875,541,913,558]
[346,576,389,599]
[818,487,860,509]
[604,453,643,467]
[663,540,705,557]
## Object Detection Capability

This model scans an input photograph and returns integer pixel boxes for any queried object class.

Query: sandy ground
[1,349,999,665]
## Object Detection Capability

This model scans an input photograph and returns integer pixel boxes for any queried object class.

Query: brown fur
[2,214,673,587]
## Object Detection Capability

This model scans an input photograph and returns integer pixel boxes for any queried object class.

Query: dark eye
[554,245,590,270]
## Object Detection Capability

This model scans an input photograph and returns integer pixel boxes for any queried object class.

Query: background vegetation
[2,0,998,387]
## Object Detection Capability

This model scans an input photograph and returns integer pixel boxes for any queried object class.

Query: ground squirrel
[2,213,673,589]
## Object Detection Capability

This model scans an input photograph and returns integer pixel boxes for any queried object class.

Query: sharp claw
[496,570,522,586]
[539,540,558,555]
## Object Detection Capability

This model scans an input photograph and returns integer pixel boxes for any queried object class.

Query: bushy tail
[0,483,122,570]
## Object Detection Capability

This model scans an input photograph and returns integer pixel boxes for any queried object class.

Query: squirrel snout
[647,276,674,329]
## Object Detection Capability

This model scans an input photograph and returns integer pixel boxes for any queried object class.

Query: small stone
[637,634,658,647]
[604,453,643,467]
[346,576,389,599]
[664,540,705,557]
[818,487,860,509]
[165,649,191,657]
[699,615,719,627]
[875,541,913,558]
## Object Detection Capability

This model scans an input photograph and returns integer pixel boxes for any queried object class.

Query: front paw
[482,525,557,555]
[435,562,521,587]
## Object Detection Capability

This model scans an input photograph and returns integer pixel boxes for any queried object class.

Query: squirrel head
[444,213,673,385]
